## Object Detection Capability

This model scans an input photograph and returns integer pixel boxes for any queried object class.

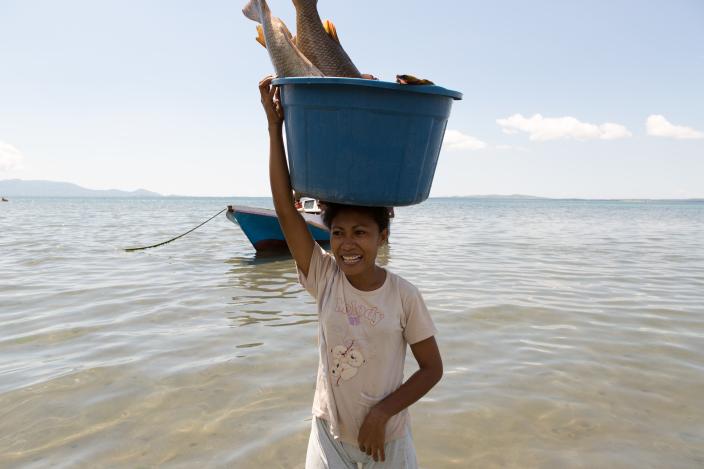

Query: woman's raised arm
[259,76,315,276]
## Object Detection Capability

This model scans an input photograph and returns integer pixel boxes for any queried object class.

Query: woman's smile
[341,254,363,265]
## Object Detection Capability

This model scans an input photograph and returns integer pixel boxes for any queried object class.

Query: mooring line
[124,207,227,252]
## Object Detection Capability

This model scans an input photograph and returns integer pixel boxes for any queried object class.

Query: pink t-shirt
[298,243,437,445]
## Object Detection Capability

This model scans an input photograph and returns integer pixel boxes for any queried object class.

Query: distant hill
[0,179,163,197]
[447,194,547,199]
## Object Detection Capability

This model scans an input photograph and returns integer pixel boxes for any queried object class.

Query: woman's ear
[379,228,389,246]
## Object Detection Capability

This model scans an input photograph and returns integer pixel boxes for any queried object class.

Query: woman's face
[330,209,388,278]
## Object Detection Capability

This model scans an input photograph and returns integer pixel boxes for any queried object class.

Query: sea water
[1,197,703,468]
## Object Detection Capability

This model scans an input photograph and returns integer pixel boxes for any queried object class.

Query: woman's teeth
[342,255,362,265]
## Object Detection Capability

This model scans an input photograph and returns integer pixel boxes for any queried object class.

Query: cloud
[0,141,25,171]
[646,115,704,139]
[443,129,487,150]
[496,114,632,141]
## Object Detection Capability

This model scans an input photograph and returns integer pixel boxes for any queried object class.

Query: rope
[124,207,226,252]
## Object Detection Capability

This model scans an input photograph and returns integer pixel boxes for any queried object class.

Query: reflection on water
[225,252,312,329]
[223,243,391,329]
[1,198,703,468]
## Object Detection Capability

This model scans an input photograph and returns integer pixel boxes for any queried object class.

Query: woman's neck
[345,265,386,291]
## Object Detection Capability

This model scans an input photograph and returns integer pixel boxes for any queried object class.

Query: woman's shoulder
[308,244,342,286]
[385,269,421,297]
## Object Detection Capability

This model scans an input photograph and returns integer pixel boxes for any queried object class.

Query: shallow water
[1,197,703,468]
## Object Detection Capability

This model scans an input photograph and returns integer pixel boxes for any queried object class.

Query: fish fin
[283,30,299,49]
[323,19,340,45]
[278,19,294,40]
[242,0,261,23]
[256,24,266,48]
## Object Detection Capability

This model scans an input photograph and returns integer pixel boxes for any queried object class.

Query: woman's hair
[321,203,391,233]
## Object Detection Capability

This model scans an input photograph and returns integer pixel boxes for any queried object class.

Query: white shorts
[305,416,419,469]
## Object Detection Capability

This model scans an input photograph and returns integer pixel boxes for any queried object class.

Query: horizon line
[4,194,703,202]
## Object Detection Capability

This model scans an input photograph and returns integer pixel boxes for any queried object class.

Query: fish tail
[242,0,261,22]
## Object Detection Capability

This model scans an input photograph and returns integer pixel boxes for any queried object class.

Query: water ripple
[1,198,703,467]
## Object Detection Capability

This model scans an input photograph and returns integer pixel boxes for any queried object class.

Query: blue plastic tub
[272,77,462,206]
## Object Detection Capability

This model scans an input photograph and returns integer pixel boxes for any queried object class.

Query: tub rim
[272,77,463,100]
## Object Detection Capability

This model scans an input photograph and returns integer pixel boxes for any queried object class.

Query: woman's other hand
[258,75,283,130]
[357,407,389,462]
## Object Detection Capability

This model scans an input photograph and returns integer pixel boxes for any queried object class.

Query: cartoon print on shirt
[330,340,366,386]
[336,298,384,326]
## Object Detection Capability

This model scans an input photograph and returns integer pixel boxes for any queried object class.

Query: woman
[259,76,443,468]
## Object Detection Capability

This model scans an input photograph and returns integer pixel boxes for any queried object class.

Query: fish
[243,0,323,77]
[292,0,361,77]
[396,74,435,85]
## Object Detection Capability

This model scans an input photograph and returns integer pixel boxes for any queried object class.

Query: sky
[1,0,703,198]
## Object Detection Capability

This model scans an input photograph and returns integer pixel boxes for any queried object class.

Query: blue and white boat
[226,199,329,251]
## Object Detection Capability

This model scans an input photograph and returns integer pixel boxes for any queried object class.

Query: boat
[1,197,7,202]
[226,198,329,251]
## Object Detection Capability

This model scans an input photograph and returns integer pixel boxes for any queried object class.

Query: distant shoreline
[2,179,702,201]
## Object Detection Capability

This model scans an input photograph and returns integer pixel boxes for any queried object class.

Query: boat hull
[226,205,329,251]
